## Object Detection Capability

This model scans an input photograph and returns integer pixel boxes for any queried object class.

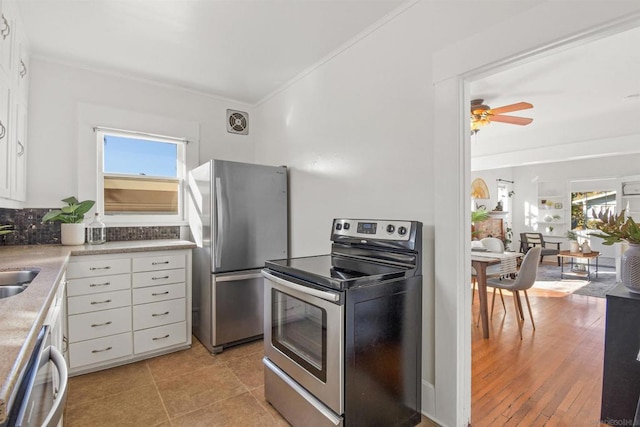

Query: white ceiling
[470,25,640,169]
[18,0,408,104]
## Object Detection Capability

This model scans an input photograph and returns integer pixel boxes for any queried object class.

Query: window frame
[95,129,188,226]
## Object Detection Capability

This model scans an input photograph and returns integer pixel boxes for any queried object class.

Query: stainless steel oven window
[271,289,327,382]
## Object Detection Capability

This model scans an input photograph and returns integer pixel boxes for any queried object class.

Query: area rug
[532,263,618,298]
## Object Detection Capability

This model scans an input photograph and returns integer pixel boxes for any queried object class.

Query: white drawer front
[69,332,132,368]
[132,282,185,305]
[67,289,132,315]
[132,268,185,288]
[133,321,187,354]
[68,306,132,342]
[133,298,186,330]
[133,254,186,273]
[67,274,131,297]
[67,258,130,279]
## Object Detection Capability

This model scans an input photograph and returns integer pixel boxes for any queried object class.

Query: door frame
[431,4,640,426]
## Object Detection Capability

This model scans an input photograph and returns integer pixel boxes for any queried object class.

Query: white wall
[254,1,544,425]
[24,57,257,208]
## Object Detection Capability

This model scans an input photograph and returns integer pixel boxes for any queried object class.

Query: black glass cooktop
[265,254,411,290]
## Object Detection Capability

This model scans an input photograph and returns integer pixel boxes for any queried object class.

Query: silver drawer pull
[89,266,111,271]
[152,311,170,317]
[89,282,111,287]
[90,299,112,305]
[152,291,170,296]
[152,276,170,280]
[152,334,170,341]
[91,321,112,328]
[152,261,170,265]
[91,346,113,353]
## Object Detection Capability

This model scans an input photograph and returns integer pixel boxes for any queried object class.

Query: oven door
[263,270,344,415]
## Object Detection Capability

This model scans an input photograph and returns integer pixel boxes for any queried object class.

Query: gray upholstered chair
[519,232,561,265]
[472,237,506,323]
[487,246,541,339]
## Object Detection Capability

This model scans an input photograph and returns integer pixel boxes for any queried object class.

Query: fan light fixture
[470,99,534,135]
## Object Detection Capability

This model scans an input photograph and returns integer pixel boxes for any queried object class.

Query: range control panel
[332,219,413,241]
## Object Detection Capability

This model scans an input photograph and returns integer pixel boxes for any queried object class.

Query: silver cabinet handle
[89,266,111,271]
[0,120,5,140]
[152,311,169,317]
[16,140,24,156]
[1,14,10,40]
[89,281,110,287]
[91,346,112,353]
[152,275,169,280]
[19,59,26,78]
[152,261,169,265]
[152,291,169,296]
[90,299,112,305]
[152,334,170,341]
[91,321,112,327]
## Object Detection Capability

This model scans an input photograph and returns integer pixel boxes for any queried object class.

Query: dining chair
[519,232,561,265]
[487,246,541,339]
[472,237,506,324]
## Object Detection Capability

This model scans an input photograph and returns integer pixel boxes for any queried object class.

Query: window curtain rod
[496,178,514,184]
[92,126,190,144]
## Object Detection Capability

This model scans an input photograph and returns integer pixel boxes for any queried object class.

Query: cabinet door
[0,75,10,198]
[0,3,14,79]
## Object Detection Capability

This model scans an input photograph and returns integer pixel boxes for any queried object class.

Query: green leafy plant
[589,208,640,245]
[0,225,14,235]
[565,230,578,241]
[471,208,489,223]
[42,197,95,224]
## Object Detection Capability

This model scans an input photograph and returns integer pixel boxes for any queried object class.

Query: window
[96,129,186,223]
[570,191,616,230]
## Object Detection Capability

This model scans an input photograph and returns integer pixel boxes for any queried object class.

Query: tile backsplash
[0,208,180,245]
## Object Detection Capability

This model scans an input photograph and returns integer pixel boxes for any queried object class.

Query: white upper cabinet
[0,0,28,203]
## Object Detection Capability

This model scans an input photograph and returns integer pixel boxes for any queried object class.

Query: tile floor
[63,337,437,426]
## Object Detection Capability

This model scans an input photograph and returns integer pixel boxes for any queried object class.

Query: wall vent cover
[226,109,249,135]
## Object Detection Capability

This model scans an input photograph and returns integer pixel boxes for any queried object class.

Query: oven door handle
[262,270,340,302]
[41,346,68,427]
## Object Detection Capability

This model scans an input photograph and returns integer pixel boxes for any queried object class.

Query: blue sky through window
[104,135,177,177]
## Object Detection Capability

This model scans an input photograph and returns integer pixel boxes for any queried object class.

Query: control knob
[398,226,408,236]
[386,224,395,233]
[336,223,342,230]
[343,222,350,230]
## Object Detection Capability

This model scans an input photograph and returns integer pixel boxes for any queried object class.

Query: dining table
[471,251,522,339]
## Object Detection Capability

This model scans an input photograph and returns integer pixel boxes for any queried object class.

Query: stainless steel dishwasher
[2,325,68,427]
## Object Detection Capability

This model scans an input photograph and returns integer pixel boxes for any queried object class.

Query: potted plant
[589,208,640,293]
[0,225,13,235]
[471,208,489,238]
[42,196,95,245]
[566,230,580,253]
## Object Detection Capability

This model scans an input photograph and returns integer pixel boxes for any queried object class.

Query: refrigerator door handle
[214,176,223,269]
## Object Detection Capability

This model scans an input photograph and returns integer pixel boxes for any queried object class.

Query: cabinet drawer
[132,268,185,288]
[133,298,186,330]
[133,321,187,354]
[67,274,131,297]
[67,258,130,279]
[132,282,185,305]
[68,306,132,342]
[69,332,132,369]
[133,254,186,272]
[67,289,131,315]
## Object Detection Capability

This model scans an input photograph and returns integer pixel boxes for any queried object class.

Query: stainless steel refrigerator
[188,159,288,354]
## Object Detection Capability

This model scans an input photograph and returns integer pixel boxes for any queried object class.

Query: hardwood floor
[471,282,607,426]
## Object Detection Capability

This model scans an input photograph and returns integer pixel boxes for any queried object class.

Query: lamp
[470,105,491,135]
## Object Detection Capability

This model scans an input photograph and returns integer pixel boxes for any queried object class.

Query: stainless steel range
[262,219,422,427]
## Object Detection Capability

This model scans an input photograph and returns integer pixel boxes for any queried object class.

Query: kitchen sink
[0,270,40,299]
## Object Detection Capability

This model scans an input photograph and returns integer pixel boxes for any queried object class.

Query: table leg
[472,260,490,339]
[561,257,565,279]
[596,256,599,278]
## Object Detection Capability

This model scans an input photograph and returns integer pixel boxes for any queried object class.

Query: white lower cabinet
[65,249,192,375]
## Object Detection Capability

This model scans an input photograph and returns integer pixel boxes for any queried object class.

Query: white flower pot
[569,241,580,253]
[61,223,86,246]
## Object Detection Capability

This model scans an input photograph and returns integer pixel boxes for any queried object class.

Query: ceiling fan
[470,99,534,135]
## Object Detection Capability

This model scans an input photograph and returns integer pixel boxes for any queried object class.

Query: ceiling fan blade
[489,114,533,126]
[489,102,533,115]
